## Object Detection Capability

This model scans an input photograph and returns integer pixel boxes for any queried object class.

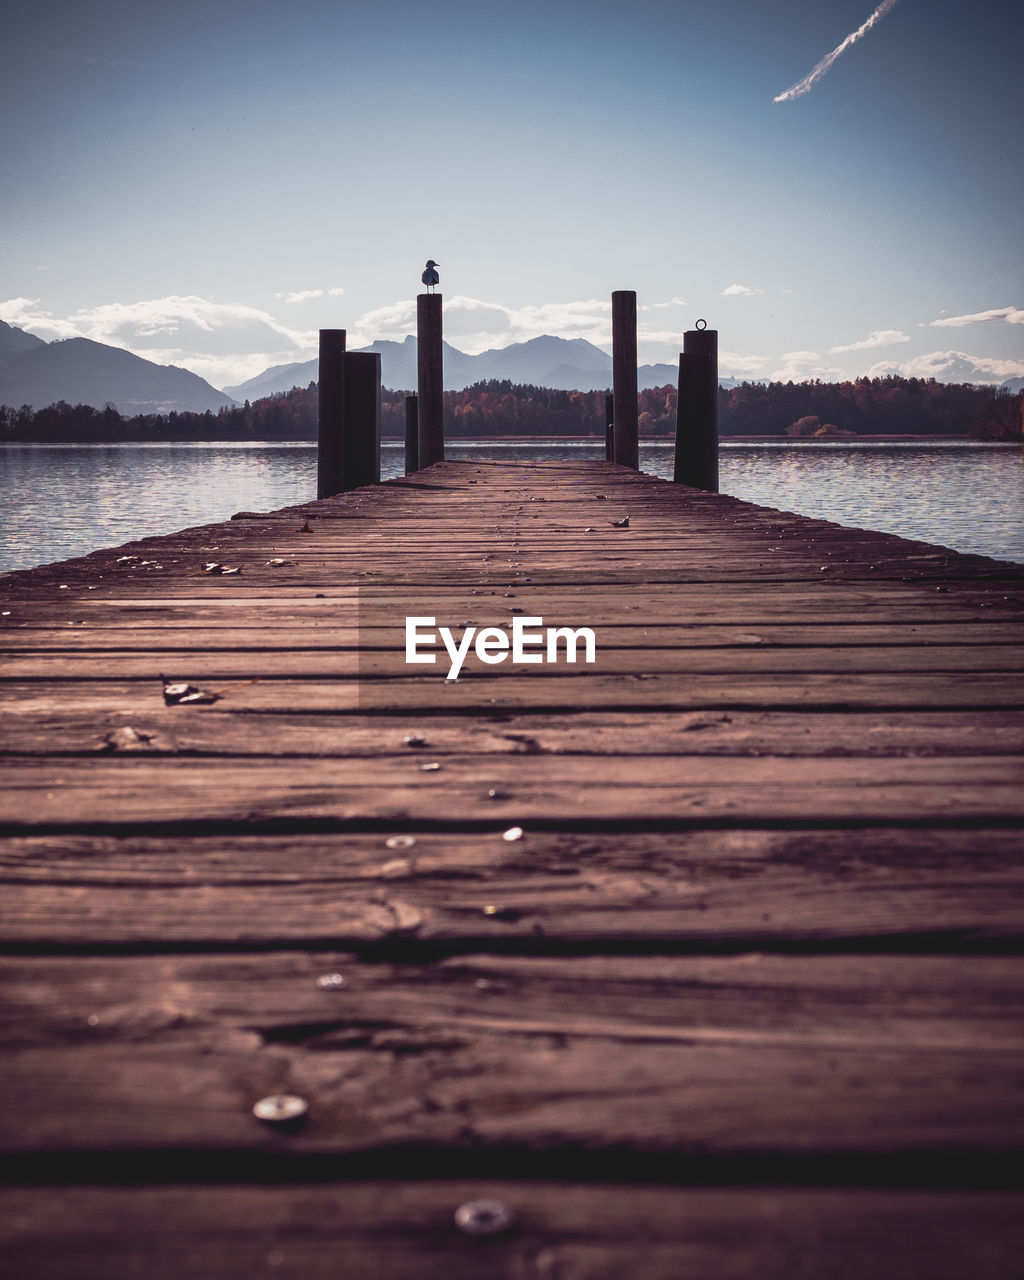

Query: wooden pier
[2,458,1024,1277]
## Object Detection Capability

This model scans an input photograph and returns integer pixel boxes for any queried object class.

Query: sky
[2,0,1022,391]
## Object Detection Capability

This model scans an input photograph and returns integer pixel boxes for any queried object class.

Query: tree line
[722,377,1020,439]
[1,375,1020,442]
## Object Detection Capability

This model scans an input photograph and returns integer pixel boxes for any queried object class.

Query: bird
[421,260,440,292]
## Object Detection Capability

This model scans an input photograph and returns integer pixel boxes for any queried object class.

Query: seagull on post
[421,260,440,292]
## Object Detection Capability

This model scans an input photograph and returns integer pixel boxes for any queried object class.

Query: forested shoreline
[1,376,1020,442]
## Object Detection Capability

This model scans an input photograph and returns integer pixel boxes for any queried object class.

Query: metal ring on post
[696,319,707,331]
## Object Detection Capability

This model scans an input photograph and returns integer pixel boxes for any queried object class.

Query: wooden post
[342,352,381,489]
[612,291,639,469]
[405,395,419,474]
[317,328,346,498]
[417,293,444,467]
[604,393,614,461]
[674,321,719,492]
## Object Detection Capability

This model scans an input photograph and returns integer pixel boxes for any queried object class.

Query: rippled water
[1,440,1022,574]
[650,441,1024,564]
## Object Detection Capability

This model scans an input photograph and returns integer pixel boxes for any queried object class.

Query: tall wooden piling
[674,321,719,492]
[405,395,419,474]
[317,328,346,498]
[417,293,444,468]
[612,290,639,470]
[342,351,381,489]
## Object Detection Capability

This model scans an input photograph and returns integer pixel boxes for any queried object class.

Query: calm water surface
[1,440,1022,574]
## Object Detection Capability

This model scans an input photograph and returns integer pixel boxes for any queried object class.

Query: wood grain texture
[2,827,1021,948]
[1,753,1023,830]
[5,642,1024,679]
[1,952,1022,1169]
[3,708,1024,758]
[5,1184,1022,1280]
[5,673,1024,716]
[2,458,1023,1276]
[4,621,1024,651]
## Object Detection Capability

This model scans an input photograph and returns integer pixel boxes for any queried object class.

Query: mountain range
[4,319,1021,414]
[0,321,235,415]
[0,324,691,414]
[223,335,695,399]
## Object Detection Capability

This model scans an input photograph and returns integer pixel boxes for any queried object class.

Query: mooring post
[317,328,346,498]
[604,393,614,461]
[673,320,719,492]
[417,293,444,467]
[404,395,419,474]
[341,351,381,489]
[612,290,639,469]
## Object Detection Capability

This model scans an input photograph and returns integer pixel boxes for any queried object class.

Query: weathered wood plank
[3,709,1024,758]
[2,455,1023,1272]
[4,1183,1022,1280]
[6,586,1022,633]
[4,673,1024,714]
[7,580,1020,602]
[4,643,1023,680]
[1,827,1021,948]
[7,563,1022,594]
[4,621,1024,650]
[224,564,1004,585]
[10,753,1017,788]
[1,754,1023,829]
[1,953,1021,1169]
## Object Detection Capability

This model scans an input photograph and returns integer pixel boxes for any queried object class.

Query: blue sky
[2,0,1021,389]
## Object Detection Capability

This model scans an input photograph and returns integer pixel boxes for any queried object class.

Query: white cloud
[830,329,910,353]
[930,306,1024,328]
[721,283,765,297]
[349,299,416,345]
[502,299,613,348]
[142,350,299,387]
[273,287,346,303]
[771,350,846,382]
[1,294,318,389]
[867,350,1024,384]
[0,296,82,341]
[19,290,1016,397]
[78,296,314,359]
[1,292,680,386]
[352,295,613,355]
[438,297,517,342]
[276,289,323,304]
[720,350,769,377]
[640,296,688,311]
[636,330,688,366]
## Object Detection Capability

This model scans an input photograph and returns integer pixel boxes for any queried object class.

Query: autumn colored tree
[2,376,1014,443]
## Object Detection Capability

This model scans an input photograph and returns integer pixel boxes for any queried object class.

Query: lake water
[1,440,1022,574]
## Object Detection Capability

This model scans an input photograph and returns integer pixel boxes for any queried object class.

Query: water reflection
[1,443,317,573]
[1,440,1021,573]
[714,444,1024,564]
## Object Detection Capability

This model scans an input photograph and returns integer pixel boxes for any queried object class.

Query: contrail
[773,0,900,103]
[25,45,176,71]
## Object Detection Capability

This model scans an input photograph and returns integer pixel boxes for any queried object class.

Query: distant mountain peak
[223,334,717,400]
[0,320,47,361]
[0,332,236,414]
